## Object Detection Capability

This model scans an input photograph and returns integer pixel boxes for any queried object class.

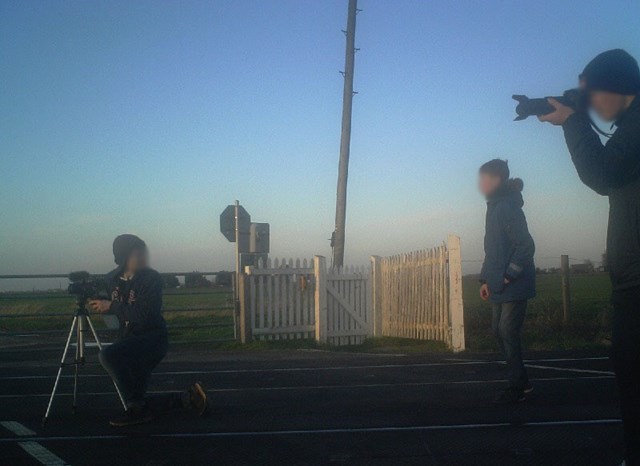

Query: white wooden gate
[241,256,372,345]
[325,260,372,345]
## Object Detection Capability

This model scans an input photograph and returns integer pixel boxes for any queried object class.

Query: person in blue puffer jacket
[478,159,536,404]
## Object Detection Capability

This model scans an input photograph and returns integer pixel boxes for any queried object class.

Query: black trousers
[611,286,640,465]
[99,330,183,412]
[492,300,529,390]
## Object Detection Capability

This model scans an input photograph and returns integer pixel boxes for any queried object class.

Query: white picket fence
[241,258,316,341]
[238,235,464,351]
[370,235,465,352]
[240,256,372,345]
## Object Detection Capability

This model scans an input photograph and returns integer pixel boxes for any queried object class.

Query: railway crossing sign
[220,204,251,243]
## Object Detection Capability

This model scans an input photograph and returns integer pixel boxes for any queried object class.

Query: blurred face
[589,91,629,122]
[478,173,502,197]
[125,248,148,273]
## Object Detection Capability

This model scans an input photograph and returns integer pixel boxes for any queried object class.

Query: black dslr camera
[512,88,587,121]
[68,271,105,303]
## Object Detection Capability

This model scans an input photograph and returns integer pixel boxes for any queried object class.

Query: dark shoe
[493,388,525,404]
[524,382,533,394]
[109,406,153,427]
[188,381,210,416]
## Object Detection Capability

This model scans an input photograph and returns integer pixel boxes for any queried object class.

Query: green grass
[0,288,235,343]
[463,273,612,351]
[1,274,614,352]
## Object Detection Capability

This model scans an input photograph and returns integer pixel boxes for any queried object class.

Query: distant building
[571,263,594,274]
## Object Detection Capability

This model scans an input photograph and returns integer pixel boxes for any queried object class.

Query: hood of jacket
[487,178,524,208]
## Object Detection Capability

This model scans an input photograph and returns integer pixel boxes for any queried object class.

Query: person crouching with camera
[88,234,209,427]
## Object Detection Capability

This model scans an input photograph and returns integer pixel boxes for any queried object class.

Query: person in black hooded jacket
[88,234,210,426]
[479,159,536,404]
[538,49,640,466]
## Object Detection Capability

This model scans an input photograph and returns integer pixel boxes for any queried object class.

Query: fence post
[447,234,465,352]
[370,256,382,337]
[314,255,327,343]
[238,272,252,343]
[561,255,571,323]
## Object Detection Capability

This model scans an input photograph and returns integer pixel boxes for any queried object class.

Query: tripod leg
[42,316,78,427]
[86,315,127,411]
[72,318,82,413]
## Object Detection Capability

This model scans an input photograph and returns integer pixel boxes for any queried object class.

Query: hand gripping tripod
[42,299,126,426]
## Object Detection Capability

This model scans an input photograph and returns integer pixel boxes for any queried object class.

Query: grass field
[463,273,612,351]
[0,287,236,344]
[0,273,613,352]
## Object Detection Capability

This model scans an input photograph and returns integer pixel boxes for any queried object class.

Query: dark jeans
[492,300,529,390]
[99,330,182,412]
[611,287,640,466]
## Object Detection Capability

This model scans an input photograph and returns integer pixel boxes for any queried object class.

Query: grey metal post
[234,200,240,340]
[332,0,358,269]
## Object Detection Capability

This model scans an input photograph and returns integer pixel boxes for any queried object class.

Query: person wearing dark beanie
[112,234,147,266]
[539,50,640,466]
[580,49,640,96]
[88,235,210,427]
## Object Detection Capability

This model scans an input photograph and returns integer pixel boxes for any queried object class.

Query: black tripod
[42,299,126,426]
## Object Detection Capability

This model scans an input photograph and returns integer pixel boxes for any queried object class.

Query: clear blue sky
[1,0,639,289]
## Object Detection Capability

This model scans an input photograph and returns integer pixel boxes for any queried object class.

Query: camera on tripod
[42,271,125,426]
[512,88,588,121]
[67,271,104,303]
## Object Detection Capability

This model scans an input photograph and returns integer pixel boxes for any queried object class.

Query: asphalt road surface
[0,345,624,465]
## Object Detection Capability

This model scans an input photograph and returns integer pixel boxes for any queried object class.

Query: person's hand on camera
[480,284,490,301]
[538,98,575,125]
[88,299,111,313]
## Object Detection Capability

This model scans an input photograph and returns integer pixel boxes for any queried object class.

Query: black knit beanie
[112,234,146,266]
[580,49,640,95]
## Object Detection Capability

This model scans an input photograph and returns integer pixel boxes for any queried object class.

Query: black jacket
[563,95,640,290]
[481,179,536,303]
[105,267,167,337]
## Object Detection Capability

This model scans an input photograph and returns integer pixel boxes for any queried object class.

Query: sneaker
[187,381,210,416]
[109,406,153,427]
[493,388,525,404]
[524,383,534,394]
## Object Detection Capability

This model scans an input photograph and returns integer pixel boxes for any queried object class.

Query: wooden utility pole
[332,0,358,269]
[561,255,571,323]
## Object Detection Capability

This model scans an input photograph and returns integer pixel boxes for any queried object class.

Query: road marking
[0,356,612,381]
[0,375,614,399]
[157,418,623,438]
[0,418,622,444]
[524,357,609,363]
[18,441,70,465]
[0,420,35,436]
[523,363,614,376]
[446,357,610,363]
[298,349,407,357]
